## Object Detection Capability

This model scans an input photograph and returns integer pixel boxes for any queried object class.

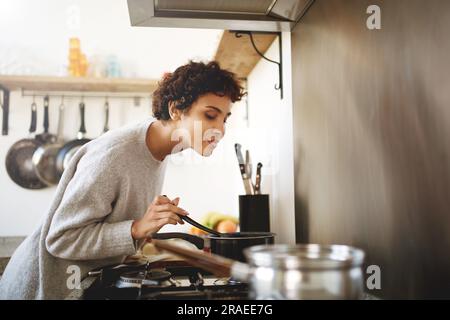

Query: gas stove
[81,260,249,300]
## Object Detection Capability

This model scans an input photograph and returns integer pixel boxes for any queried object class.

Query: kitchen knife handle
[235,143,246,175]
[236,143,253,194]
[255,163,263,194]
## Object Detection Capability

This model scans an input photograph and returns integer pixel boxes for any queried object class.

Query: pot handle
[230,261,253,282]
[150,232,204,250]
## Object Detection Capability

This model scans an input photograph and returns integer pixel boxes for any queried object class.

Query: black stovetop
[82,261,249,300]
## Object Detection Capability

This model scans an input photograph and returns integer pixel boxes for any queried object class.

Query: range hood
[127,0,315,32]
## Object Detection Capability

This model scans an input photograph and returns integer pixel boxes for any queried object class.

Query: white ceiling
[0,0,223,78]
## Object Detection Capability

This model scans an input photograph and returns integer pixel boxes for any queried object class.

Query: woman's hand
[131,195,188,240]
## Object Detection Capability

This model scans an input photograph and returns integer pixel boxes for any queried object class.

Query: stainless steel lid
[244,244,365,270]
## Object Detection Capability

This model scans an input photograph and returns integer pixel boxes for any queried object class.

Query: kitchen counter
[0,237,25,277]
[0,257,10,278]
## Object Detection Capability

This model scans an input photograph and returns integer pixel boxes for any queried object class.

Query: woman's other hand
[131,195,188,240]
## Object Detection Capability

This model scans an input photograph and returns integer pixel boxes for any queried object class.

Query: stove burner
[121,269,172,282]
[227,278,243,285]
[85,262,250,299]
[213,277,231,285]
[212,277,244,285]
[115,269,173,288]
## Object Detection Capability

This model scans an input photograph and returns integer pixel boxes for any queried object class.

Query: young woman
[0,61,244,299]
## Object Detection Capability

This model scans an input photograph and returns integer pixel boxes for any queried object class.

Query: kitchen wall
[0,94,253,236]
[0,1,296,239]
[0,93,155,236]
[125,34,297,240]
[0,0,222,78]
[292,0,450,298]
[244,33,296,244]
[0,0,236,236]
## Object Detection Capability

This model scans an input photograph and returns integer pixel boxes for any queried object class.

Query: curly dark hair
[152,61,245,120]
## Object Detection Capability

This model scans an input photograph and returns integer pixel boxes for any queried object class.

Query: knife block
[239,194,270,232]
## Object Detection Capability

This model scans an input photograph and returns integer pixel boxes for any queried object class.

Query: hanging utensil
[55,99,91,179]
[35,96,57,144]
[5,100,47,189]
[32,96,65,185]
[1,88,9,136]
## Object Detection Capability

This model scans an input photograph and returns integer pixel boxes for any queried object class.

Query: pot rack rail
[20,89,152,99]
[0,75,158,136]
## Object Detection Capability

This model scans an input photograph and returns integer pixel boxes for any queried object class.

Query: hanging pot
[32,96,65,185]
[5,101,47,189]
[55,101,91,179]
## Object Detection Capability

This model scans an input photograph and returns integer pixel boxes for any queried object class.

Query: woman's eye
[206,113,227,124]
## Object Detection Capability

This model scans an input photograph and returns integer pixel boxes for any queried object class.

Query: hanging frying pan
[55,100,91,179]
[32,97,65,185]
[5,101,47,189]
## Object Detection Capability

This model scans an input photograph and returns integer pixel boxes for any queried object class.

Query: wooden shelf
[214,31,278,79]
[0,75,158,93]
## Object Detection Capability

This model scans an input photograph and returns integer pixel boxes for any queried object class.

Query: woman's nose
[218,125,225,138]
[210,127,224,142]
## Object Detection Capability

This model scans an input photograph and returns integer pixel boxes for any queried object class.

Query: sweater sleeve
[45,149,137,261]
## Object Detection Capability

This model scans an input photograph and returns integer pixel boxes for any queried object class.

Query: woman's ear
[168,101,181,120]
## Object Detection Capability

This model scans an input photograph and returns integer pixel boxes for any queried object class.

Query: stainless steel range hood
[127,0,314,31]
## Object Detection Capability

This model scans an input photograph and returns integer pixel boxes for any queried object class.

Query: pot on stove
[151,232,275,262]
[153,241,366,300]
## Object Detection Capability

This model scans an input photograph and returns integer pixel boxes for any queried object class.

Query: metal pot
[239,244,366,300]
[5,101,47,189]
[207,232,275,262]
[32,97,65,185]
[153,241,365,300]
[151,232,275,262]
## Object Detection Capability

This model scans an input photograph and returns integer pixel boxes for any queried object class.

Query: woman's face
[172,93,232,157]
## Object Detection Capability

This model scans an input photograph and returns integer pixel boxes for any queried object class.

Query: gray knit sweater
[0,118,167,299]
